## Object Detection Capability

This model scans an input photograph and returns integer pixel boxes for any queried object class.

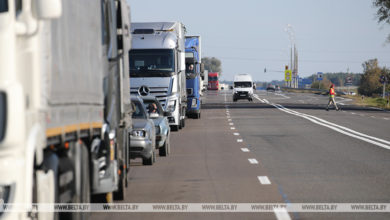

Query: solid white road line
[233,133,240,136]
[274,208,292,220]
[241,148,250,152]
[257,176,271,185]
[248,158,259,164]
[274,93,290,99]
[263,99,270,104]
[237,139,243,142]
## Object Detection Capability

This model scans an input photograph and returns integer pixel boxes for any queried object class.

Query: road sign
[317,72,323,81]
[346,76,353,85]
[380,75,388,84]
[285,69,292,82]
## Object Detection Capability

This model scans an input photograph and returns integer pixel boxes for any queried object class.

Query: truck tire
[194,112,201,119]
[75,143,91,220]
[66,142,90,220]
[171,125,179,132]
[114,163,125,200]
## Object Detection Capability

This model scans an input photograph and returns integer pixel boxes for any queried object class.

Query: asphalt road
[92,90,390,220]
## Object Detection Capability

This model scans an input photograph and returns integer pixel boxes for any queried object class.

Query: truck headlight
[131,130,145,137]
[166,100,176,112]
[191,98,197,108]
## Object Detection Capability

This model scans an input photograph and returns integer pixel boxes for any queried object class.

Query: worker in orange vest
[326,84,339,111]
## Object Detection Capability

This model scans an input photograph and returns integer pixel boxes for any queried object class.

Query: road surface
[92,90,390,220]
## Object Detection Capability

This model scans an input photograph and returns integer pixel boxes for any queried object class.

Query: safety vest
[329,88,335,97]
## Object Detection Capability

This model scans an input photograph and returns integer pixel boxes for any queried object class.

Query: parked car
[141,96,171,156]
[130,96,156,165]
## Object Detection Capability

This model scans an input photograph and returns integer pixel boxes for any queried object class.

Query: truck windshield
[234,82,252,88]
[0,0,8,13]
[132,101,147,119]
[209,77,218,81]
[129,49,175,77]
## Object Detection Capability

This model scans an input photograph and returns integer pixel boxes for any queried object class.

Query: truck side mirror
[163,111,172,117]
[35,0,62,19]
[200,63,205,73]
[253,85,256,89]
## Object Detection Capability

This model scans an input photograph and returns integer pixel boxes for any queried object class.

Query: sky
[127,0,390,82]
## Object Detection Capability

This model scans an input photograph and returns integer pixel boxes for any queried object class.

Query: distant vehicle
[141,96,171,156]
[275,85,280,91]
[208,72,219,90]
[185,36,204,119]
[233,74,254,102]
[130,96,156,165]
[266,84,276,92]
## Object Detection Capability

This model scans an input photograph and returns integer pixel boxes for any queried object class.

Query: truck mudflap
[90,138,118,194]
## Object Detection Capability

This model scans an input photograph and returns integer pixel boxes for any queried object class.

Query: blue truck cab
[185,36,204,119]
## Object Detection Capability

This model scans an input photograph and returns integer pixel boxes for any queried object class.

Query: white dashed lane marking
[274,208,292,220]
[233,133,240,136]
[230,127,235,130]
[229,123,234,125]
[237,139,243,142]
[248,158,259,164]
[257,176,271,185]
[241,148,250,152]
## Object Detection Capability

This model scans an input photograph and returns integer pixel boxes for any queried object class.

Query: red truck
[208,72,219,90]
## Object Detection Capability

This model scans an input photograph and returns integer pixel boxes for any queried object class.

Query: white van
[233,74,255,102]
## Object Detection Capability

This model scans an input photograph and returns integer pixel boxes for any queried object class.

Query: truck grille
[131,87,169,107]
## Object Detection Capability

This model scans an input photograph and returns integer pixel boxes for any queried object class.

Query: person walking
[326,84,339,111]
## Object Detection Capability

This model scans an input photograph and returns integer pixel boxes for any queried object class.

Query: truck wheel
[194,113,201,119]
[69,142,90,220]
[113,164,125,200]
[233,98,237,102]
[170,125,179,132]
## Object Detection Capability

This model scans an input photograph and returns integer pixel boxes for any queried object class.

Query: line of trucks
[0,0,204,219]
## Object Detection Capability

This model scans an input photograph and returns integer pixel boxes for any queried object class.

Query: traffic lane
[228,106,390,219]
[292,108,390,145]
[91,102,283,220]
[202,90,229,104]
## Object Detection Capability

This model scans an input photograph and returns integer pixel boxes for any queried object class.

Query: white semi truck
[0,0,132,219]
[129,22,187,131]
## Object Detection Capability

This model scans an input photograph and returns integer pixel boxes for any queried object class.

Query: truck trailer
[0,0,132,219]
[129,22,187,131]
[185,36,204,119]
[208,72,219,90]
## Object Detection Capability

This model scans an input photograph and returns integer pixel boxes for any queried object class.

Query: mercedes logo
[138,85,150,96]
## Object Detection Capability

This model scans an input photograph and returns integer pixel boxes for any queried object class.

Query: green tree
[202,57,222,74]
[358,59,382,96]
[373,0,390,42]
